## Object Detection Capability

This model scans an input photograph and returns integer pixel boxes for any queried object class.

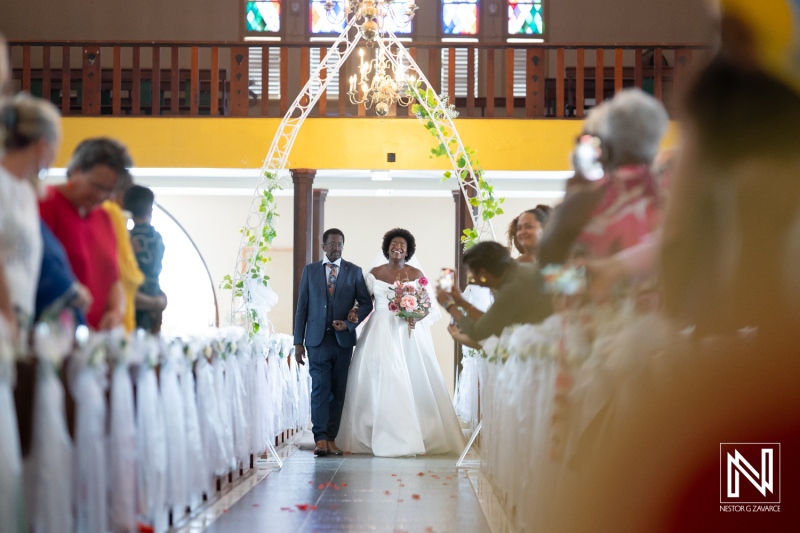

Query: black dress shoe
[314,440,328,457]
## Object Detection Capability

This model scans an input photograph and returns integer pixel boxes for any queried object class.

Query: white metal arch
[230,23,495,329]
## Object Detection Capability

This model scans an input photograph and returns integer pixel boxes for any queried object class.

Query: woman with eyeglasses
[39,138,133,330]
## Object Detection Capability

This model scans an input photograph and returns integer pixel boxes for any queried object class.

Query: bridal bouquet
[388,277,432,337]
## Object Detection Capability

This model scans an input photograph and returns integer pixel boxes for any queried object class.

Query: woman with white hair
[539,88,668,265]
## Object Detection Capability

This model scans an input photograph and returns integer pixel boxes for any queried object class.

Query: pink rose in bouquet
[388,301,400,313]
[400,295,418,312]
[418,277,429,287]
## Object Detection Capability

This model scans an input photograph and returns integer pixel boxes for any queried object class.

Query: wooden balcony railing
[7,40,710,119]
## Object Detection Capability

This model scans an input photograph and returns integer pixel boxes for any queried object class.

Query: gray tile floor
[204,450,491,533]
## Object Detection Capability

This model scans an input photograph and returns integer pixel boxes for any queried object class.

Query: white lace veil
[365,251,442,323]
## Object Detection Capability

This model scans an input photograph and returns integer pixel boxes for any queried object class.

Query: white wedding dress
[337,274,466,457]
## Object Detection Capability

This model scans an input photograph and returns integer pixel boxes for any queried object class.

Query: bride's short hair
[382,228,416,260]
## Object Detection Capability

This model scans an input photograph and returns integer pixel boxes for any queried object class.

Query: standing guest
[0,95,60,345]
[437,241,552,344]
[447,205,554,348]
[539,89,668,265]
[39,138,132,330]
[123,185,167,334]
[507,205,552,264]
[102,172,144,334]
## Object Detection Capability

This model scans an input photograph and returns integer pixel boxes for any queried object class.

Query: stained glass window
[310,1,346,34]
[310,1,414,34]
[246,1,281,32]
[508,1,543,35]
[442,0,479,35]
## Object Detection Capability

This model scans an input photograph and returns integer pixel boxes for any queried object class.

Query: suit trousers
[307,332,353,442]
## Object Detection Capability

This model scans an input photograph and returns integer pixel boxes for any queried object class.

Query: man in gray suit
[294,228,373,457]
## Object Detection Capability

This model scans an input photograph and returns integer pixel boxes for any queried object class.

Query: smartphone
[438,268,455,292]
[572,134,604,181]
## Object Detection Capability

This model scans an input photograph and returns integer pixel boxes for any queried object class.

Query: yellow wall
[57,117,680,171]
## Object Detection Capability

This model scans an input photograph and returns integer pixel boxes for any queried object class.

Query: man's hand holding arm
[293,266,310,366]
[349,268,373,332]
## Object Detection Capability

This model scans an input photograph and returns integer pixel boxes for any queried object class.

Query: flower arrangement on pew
[2,321,314,533]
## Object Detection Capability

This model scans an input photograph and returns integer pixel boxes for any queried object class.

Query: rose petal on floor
[412,494,421,500]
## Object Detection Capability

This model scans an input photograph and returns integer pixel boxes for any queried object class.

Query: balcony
[8,39,709,119]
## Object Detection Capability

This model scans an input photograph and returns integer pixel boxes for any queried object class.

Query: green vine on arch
[221,170,282,335]
[410,87,505,248]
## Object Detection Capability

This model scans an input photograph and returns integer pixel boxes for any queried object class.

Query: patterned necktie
[327,264,338,296]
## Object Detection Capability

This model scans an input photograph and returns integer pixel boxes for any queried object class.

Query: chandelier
[324,0,418,42]
[348,48,416,116]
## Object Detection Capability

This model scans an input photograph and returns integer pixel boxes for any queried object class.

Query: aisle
[201,449,491,533]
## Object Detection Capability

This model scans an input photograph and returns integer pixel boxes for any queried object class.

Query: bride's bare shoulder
[406,265,424,280]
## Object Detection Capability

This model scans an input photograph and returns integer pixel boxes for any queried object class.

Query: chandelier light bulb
[324,0,417,35]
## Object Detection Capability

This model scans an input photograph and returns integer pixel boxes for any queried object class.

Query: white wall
[155,191,560,396]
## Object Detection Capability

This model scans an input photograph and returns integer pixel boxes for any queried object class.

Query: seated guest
[123,185,167,334]
[0,95,60,347]
[39,138,132,330]
[102,171,144,334]
[437,241,551,343]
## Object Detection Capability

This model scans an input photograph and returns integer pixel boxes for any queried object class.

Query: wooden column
[526,48,545,118]
[82,46,101,116]
[452,187,475,383]
[230,47,249,116]
[312,189,329,263]
[292,169,316,327]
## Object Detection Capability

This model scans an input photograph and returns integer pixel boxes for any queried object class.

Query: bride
[337,228,466,457]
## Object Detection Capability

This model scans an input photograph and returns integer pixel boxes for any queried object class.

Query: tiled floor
[198,448,491,533]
